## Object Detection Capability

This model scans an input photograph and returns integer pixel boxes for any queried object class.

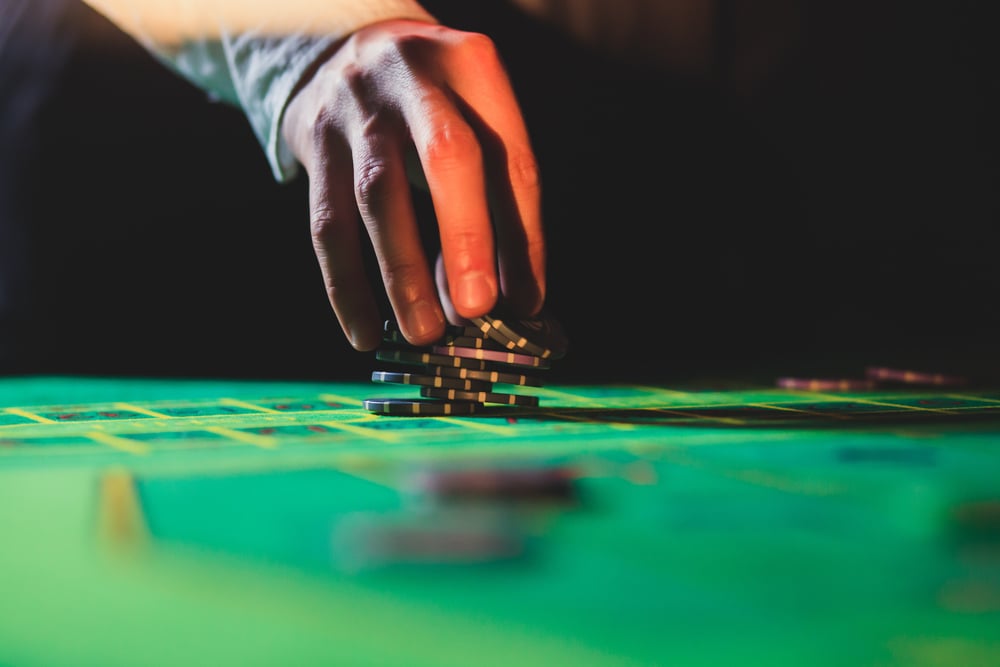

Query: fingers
[404,85,499,320]
[352,120,445,346]
[441,33,546,317]
[286,21,547,354]
[307,139,383,351]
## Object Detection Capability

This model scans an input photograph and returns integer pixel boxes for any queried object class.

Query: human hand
[281,19,545,351]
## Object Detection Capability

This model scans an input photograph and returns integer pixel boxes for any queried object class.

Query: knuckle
[325,283,356,314]
[424,122,480,170]
[391,31,436,63]
[441,230,489,262]
[310,208,341,244]
[340,63,371,97]
[308,106,336,146]
[380,258,425,293]
[459,31,499,62]
[354,156,392,211]
[445,228,482,248]
[509,149,542,192]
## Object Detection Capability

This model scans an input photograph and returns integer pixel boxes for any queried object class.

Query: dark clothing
[0,0,78,371]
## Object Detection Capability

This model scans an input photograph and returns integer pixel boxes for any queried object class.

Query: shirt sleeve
[80,0,438,182]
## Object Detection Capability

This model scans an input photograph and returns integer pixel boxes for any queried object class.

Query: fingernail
[405,299,445,340]
[455,271,496,312]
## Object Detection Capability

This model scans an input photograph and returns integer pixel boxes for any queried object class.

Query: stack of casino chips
[331,460,582,569]
[364,307,568,416]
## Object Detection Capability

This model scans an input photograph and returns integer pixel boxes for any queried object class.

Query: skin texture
[281,19,545,351]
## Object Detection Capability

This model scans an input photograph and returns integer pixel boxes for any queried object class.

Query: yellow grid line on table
[748,402,851,420]
[945,393,1000,406]
[652,409,746,426]
[218,398,283,413]
[85,431,151,455]
[203,427,278,448]
[317,421,403,443]
[780,392,956,414]
[634,385,715,399]
[112,402,174,419]
[4,408,57,424]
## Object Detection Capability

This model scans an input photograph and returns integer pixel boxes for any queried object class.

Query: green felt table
[1,375,999,667]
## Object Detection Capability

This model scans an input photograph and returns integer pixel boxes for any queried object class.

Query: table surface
[1,375,999,667]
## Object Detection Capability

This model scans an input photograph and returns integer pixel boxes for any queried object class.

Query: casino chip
[332,509,526,569]
[375,348,492,370]
[363,398,483,416]
[469,305,569,360]
[366,309,566,415]
[371,371,494,392]
[430,345,551,369]
[426,364,545,387]
[440,335,511,350]
[420,386,541,407]
[405,464,579,504]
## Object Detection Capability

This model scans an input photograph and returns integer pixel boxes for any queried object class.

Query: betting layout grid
[5,378,1000,569]
[87,389,1000,576]
[365,307,569,416]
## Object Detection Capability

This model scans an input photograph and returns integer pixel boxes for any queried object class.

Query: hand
[281,19,545,351]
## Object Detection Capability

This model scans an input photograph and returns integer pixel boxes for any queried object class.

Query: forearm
[79,0,437,181]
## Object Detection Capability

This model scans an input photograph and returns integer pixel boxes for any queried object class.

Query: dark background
[2,0,999,383]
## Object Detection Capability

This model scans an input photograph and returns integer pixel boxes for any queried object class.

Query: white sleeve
[80,1,438,182]
[181,31,346,183]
